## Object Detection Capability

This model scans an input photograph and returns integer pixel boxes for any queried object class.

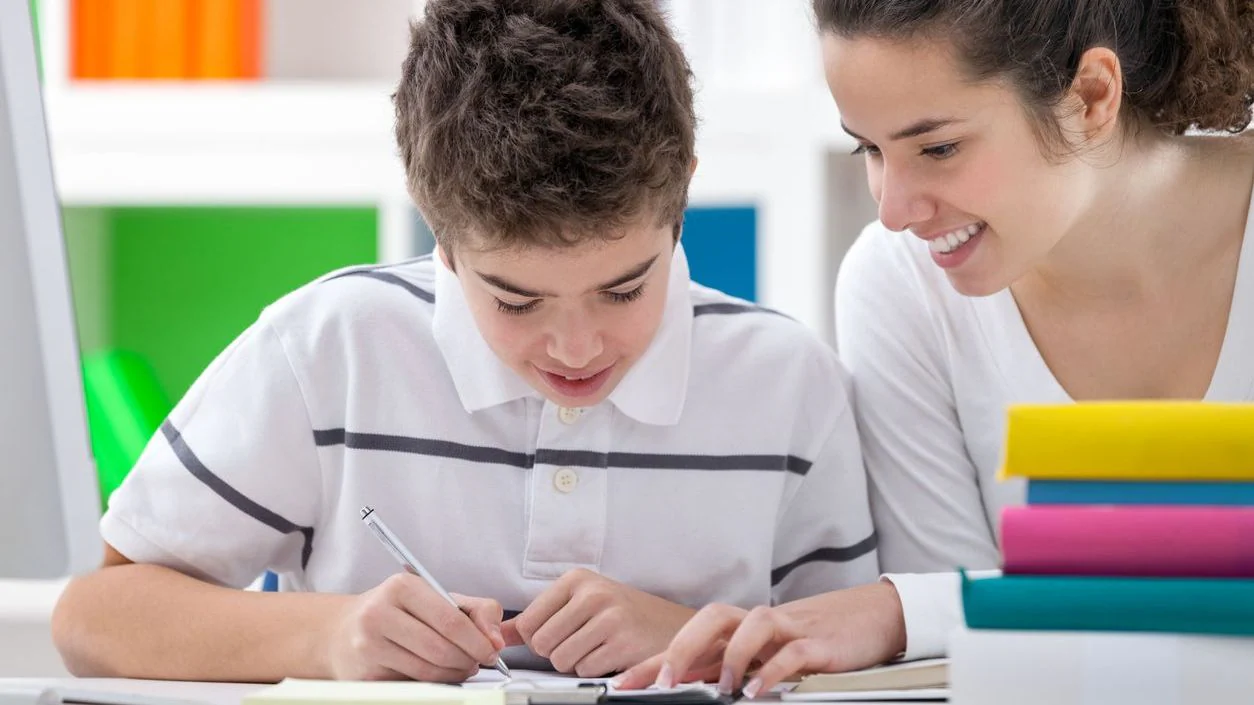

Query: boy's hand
[326,573,505,682]
[501,568,696,677]
[612,582,908,698]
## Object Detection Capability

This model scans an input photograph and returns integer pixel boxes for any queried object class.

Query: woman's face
[823,35,1097,296]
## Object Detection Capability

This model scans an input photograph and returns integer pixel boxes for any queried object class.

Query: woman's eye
[851,143,881,157]
[923,142,960,159]
[604,284,645,304]
[495,298,540,315]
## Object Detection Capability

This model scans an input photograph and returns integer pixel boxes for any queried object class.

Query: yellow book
[242,679,505,705]
[1000,402,1254,481]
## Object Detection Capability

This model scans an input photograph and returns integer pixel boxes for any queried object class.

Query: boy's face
[445,221,675,408]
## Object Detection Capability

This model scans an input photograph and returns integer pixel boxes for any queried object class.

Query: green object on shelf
[64,206,379,505]
[65,206,379,405]
[81,350,170,509]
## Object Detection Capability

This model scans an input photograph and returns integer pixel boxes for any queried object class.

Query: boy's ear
[689,156,698,178]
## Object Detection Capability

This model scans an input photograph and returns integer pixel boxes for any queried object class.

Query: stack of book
[952,402,1254,705]
[72,0,262,80]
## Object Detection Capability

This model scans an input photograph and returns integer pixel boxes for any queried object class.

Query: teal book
[962,572,1254,636]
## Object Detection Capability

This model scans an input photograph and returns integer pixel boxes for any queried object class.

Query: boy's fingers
[512,580,575,644]
[378,637,477,683]
[380,605,478,671]
[454,593,506,651]
[500,618,525,647]
[398,580,498,665]
[547,612,609,674]
[527,600,592,659]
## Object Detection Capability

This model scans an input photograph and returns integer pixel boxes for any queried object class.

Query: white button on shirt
[553,468,579,493]
[102,245,878,615]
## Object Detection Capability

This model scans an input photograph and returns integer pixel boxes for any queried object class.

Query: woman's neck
[1016,134,1253,308]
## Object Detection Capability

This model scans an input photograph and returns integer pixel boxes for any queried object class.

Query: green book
[962,572,1254,636]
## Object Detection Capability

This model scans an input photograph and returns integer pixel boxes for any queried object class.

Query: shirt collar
[432,244,693,425]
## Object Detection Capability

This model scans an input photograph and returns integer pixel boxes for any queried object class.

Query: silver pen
[360,505,511,678]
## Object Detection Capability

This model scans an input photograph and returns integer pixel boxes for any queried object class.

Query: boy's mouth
[537,365,614,401]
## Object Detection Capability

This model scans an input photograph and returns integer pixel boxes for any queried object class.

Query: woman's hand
[613,581,907,698]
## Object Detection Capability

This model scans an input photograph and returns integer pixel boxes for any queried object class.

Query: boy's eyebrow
[475,254,660,299]
[841,117,962,142]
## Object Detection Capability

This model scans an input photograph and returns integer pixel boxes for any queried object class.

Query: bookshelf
[36,0,870,336]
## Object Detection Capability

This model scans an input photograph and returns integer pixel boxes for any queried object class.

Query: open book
[781,658,948,702]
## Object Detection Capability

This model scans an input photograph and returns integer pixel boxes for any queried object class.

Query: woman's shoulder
[837,221,952,310]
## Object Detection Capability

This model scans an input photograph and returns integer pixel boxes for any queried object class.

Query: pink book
[1001,505,1254,577]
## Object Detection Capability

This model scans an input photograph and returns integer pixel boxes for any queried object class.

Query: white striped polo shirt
[101,244,878,615]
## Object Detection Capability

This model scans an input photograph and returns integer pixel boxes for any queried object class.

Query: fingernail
[744,678,763,700]
[655,662,674,689]
[491,626,504,647]
[718,667,734,695]
[609,675,626,689]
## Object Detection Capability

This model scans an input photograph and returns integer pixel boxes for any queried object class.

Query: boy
[52,0,876,683]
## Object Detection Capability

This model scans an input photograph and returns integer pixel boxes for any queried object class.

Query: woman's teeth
[929,222,983,254]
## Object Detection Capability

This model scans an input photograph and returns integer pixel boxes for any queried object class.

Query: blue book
[1028,480,1254,506]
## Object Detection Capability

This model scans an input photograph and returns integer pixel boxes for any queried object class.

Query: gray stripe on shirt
[315,429,812,475]
[162,420,315,569]
[769,532,879,586]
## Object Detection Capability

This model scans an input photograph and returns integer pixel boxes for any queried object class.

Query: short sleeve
[101,319,323,588]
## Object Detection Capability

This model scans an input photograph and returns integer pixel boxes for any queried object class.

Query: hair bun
[1145,0,1254,135]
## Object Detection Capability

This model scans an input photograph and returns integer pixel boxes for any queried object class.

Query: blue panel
[681,206,757,301]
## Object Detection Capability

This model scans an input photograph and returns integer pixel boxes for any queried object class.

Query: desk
[0,679,261,705]
[0,580,70,678]
[0,678,916,705]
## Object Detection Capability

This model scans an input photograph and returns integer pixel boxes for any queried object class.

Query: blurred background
[32,0,880,511]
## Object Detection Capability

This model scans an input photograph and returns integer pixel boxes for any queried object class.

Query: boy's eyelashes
[493,284,647,316]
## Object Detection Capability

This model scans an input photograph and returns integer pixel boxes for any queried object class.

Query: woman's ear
[1069,46,1124,141]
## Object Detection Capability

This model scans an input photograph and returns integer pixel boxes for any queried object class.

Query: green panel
[103,207,377,403]
[30,0,41,78]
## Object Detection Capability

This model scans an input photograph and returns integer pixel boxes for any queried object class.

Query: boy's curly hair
[394,0,696,250]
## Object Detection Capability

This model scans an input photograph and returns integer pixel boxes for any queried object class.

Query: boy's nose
[547,323,604,370]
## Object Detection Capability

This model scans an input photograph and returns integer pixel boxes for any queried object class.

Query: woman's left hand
[612,581,908,698]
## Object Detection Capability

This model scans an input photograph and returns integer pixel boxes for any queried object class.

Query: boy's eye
[603,284,645,304]
[922,142,960,159]
[851,143,881,157]
[495,298,540,315]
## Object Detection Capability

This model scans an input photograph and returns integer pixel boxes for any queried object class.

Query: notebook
[467,670,722,702]
[781,658,948,701]
[242,672,722,705]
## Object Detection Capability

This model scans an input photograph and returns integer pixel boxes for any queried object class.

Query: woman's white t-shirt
[835,190,1254,659]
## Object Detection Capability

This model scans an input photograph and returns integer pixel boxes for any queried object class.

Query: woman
[614,0,1254,697]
